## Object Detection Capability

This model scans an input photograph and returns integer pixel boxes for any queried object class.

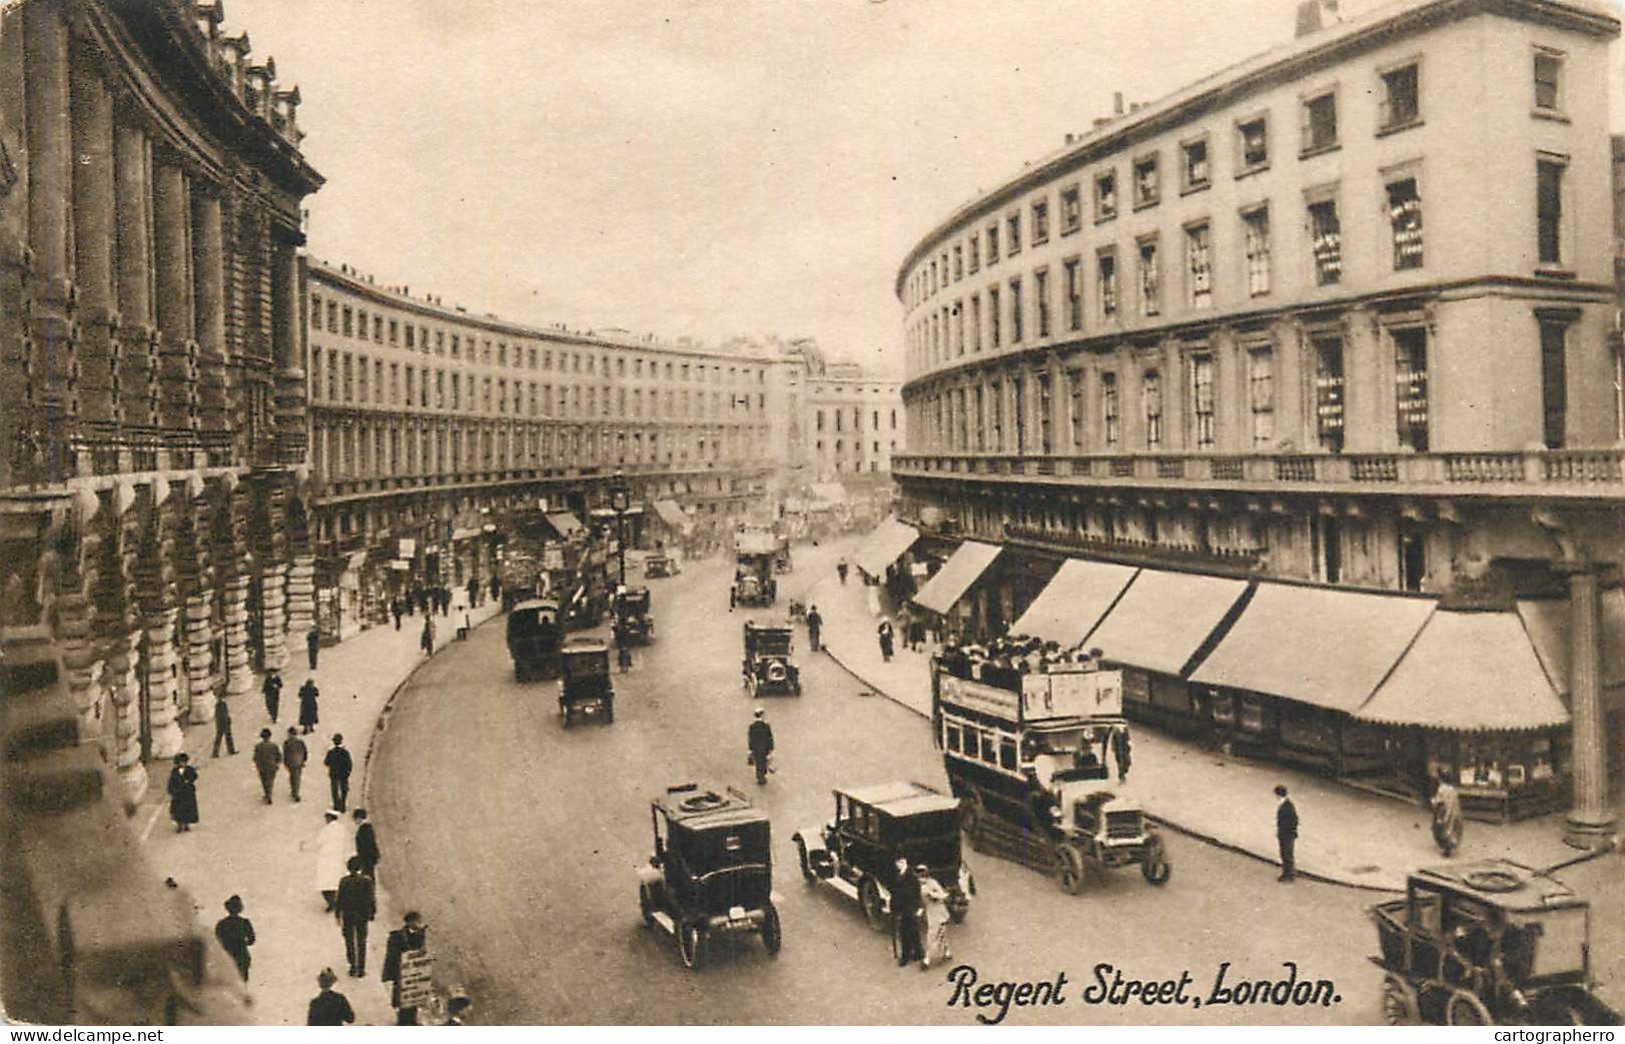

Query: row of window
[308,292,767,386]
[907,46,1569,308]
[311,419,765,482]
[812,407,900,434]
[913,314,1578,456]
[908,158,1567,373]
[310,346,768,422]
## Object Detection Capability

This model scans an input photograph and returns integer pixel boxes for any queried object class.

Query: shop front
[911,540,1003,644]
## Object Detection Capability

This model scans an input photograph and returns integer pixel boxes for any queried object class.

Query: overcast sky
[229,0,1620,375]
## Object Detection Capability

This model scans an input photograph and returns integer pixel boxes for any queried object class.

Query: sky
[228,0,1622,376]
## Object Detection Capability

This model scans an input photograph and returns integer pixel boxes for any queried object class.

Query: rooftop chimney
[1113,91,1125,116]
[1295,0,1339,37]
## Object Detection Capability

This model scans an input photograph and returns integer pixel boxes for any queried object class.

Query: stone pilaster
[56,590,107,746]
[103,630,147,807]
[259,562,289,671]
[70,52,118,430]
[114,123,159,429]
[143,607,183,758]
[183,592,217,725]
[285,554,316,652]
[153,162,199,442]
[221,573,253,696]
[1563,566,1617,848]
[191,188,228,438]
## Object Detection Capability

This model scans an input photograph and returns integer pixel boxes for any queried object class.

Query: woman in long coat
[298,679,320,734]
[167,753,199,832]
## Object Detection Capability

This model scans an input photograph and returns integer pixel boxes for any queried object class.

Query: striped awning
[545,512,583,538]
[1085,569,1249,677]
[1011,558,1138,649]
[853,518,920,579]
[913,541,1002,615]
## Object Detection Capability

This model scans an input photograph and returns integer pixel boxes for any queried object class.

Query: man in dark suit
[383,911,429,1025]
[325,734,353,812]
[1275,784,1299,882]
[306,968,355,1026]
[334,857,376,977]
[890,857,924,967]
[353,808,381,879]
[747,708,774,785]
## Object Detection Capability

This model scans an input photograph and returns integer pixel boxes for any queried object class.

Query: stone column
[285,553,317,653]
[70,59,119,429]
[114,123,158,428]
[1563,566,1617,848]
[143,607,184,758]
[260,563,289,671]
[55,590,108,747]
[191,187,229,439]
[221,574,253,696]
[273,243,307,465]
[103,630,147,808]
[153,162,199,440]
[183,592,216,726]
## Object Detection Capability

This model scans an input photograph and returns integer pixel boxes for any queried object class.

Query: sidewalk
[810,570,1606,892]
[138,600,499,1026]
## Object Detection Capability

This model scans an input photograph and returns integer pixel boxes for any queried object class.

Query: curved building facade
[894,0,1622,830]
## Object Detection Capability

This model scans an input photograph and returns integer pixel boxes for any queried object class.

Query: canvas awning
[1355,611,1569,731]
[912,541,1002,615]
[1192,583,1434,712]
[1517,588,1625,698]
[652,499,689,530]
[1011,558,1138,649]
[545,512,583,538]
[853,518,920,579]
[1084,569,1249,677]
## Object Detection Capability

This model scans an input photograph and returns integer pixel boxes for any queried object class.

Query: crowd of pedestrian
[935,634,1104,691]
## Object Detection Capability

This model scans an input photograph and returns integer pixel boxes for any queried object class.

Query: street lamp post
[610,471,629,586]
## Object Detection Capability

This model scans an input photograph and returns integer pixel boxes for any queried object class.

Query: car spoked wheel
[794,839,816,884]
[760,903,782,955]
[1380,974,1419,1025]
[1445,989,1490,1026]
[860,879,887,931]
[678,922,706,970]
[1141,838,1171,885]
[1058,844,1088,896]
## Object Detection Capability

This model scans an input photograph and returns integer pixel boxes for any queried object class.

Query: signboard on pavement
[398,948,435,1008]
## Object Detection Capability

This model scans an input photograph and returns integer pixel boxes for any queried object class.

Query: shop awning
[545,512,583,538]
[912,541,1002,615]
[652,499,689,530]
[1085,569,1249,677]
[1011,558,1138,649]
[1517,588,1625,699]
[1192,583,1434,712]
[1355,611,1569,731]
[853,518,919,579]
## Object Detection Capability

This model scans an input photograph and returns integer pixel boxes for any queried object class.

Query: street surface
[365,539,1602,1026]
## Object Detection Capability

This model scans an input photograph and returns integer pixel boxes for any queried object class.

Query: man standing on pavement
[877,619,895,662]
[335,856,376,977]
[211,694,236,757]
[213,895,255,982]
[261,669,282,724]
[283,727,308,802]
[421,615,435,657]
[890,856,924,968]
[747,708,774,785]
[252,728,282,804]
[391,597,403,631]
[353,808,381,879]
[325,734,353,812]
[306,968,355,1026]
[1275,784,1298,883]
[307,626,321,670]
[806,604,822,652]
[298,677,320,735]
[382,911,429,1025]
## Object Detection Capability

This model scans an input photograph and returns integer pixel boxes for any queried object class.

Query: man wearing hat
[213,895,255,981]
[747,708,774,785]
[383,911,429,1025]
[890,856,925,968]
[252,728,282,804]
[1275,784,1299,883]
[325,734,353,812]
[306,968,355,1026]
[283,727,308,803]
[335,856,376,977]
[316,808,350,912]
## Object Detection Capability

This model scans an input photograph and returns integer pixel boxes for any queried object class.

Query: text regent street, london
[944,962,1342,1024]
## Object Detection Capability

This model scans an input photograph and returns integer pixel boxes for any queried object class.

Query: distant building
[894,0,1621,834]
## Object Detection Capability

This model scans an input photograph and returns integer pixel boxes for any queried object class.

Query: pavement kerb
[819,635,1616,893]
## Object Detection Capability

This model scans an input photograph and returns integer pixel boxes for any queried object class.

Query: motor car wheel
[639,885,656,928]
[1058,843,1088,896]
[561,705,572,727]
[761,903,782,955]
[1445,989,1492,1027]
[678,922,705,971]
[1380,974,1420,1025]
[859,879,887,931]
[794,838,816,884]
[1141,837,1171,885]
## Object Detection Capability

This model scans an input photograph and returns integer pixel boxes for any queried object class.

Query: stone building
[893,0,1621,834]
[805,361,904,487]
[305,261,777,633]
[0,0,317,1021]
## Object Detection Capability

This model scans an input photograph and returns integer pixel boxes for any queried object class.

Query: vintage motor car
[731,532,779,608]
[742,622,801,696]
[506,599,562,682]
[637,783,782,970]
[791,781,974,932]
[612,586,655,646]
[1043,778,1171,893]
[643,552,679,579]
[1369,860,1621,1026]
[558,637,614,726]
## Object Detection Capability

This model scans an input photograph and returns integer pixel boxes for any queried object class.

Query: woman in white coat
[315,809,350,913]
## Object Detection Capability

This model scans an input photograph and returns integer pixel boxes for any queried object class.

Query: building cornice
[894,0,1619,298]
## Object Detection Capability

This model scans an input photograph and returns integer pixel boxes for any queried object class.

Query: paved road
[369,542,1387,1025]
